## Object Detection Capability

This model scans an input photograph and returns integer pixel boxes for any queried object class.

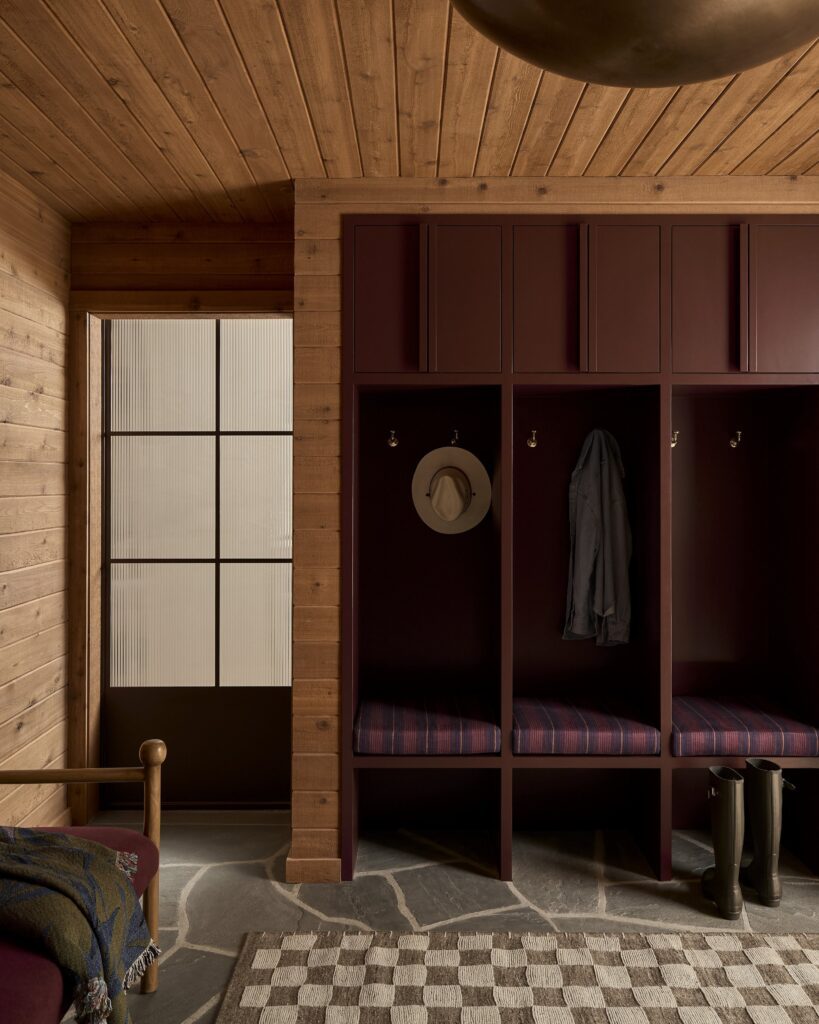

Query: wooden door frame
[68,295,293,824]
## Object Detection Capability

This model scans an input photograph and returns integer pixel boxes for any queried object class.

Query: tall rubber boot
[701,766,744,920]
[740,758,795,908]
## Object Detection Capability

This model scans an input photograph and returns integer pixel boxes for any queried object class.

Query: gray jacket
[563,428,631,646]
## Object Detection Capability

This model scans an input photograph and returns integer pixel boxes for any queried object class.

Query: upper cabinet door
[672,225,745,373]
[591,225,661,372]
[513,225,585,372]
[752,225,819,372]
[353,224,423,372]
[430,225,503,372]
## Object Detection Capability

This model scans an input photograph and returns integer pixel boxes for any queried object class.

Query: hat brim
[411,446,492,535]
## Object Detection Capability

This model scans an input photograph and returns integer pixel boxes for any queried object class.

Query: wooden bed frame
[0,738,166,994]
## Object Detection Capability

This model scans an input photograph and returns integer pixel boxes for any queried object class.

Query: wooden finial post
[139,739,166,994]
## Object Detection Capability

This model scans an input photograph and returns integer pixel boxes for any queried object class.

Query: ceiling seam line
[390,0,401,176]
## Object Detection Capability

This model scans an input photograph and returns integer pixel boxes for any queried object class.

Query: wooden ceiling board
[43,0,240,222]
[336,0,399,177]
[660,42,813,174]
[696,42,819,174]
[101,0,273,220]
[437,8,497,177]
[0,0,814,223]
[511,73,585,176]
[277,0,362,178]
[474,51,542,176]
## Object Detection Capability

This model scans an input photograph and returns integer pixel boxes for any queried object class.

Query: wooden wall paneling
[335,0,399,178]
[0,167,70,826]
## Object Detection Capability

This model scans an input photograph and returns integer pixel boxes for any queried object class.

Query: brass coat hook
[450,429,460,446]
[387,429,399,448]
[527,430,538,448]
[729,430,742,449]
[670,430,680,448]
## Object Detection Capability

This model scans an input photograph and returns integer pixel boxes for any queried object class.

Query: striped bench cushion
[672,696,819,757]
[513,698,661,755]
[354,698,501,755]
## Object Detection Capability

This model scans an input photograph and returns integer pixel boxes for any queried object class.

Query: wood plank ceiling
[0,0,816,224]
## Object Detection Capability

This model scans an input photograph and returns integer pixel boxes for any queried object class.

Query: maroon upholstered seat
[0,826,158,1024]
[513,697,661,755]
[354,697,501,754]
[672,696,819,757]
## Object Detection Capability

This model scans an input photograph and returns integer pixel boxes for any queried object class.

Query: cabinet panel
[431,225,502,372]
[672,225,743,373]
[754,225,819,372]
[592,225,660,372]
[354,224,422,372]
[513,225,583,372]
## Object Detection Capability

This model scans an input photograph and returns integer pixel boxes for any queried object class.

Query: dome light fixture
[450,0,819,88]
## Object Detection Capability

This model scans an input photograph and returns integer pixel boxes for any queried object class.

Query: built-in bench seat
[513,697,661,755]
[354,696,501,755]
[672,695,819,757]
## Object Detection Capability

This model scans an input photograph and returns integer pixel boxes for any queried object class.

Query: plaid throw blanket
[0,827,160,1024]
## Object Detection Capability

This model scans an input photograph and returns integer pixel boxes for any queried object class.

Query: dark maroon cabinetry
[591,224,661,372]
[430,224,503,372]
[672,225,745,373]
[342,213,819,887]
[513,224,584,372]
[753,225,819,372]
[353,223,423,372]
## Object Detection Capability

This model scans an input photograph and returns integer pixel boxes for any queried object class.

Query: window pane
[110,319,215,431]
[220,436,292,558]
[111,564,214,687]
[220,563,291,687]
[111,436,215,558]
[220,319,292,431]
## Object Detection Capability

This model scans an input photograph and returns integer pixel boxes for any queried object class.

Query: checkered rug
[214,931,819,1024]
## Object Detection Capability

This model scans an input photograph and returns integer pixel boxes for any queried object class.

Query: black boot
[702,766,744,920]
[740,758,795,907]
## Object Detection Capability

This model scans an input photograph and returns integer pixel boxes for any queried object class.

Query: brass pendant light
[450,0,819,87]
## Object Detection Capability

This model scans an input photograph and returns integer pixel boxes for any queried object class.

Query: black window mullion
[215,319,221,688]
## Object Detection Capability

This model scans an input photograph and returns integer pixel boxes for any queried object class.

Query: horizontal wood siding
[0,168,70,825]
[70,222,294,313]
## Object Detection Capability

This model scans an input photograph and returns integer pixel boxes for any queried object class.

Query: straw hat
[411,446,492,534]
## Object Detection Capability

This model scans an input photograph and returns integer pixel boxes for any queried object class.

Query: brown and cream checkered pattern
[215,931,819,1024]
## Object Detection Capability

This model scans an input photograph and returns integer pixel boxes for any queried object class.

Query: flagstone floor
[87,811,819,1024]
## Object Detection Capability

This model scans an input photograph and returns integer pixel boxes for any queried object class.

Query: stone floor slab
[296,873,412,930]
[604,880,746,930]
[127,947,235,1024]
[396,861,519,927]
[513,832,602,914]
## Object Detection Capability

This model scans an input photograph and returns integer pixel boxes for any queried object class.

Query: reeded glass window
[106,318,293,688]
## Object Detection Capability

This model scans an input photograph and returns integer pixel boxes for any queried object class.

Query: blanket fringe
[73,975,112,1024]
[124,940,161,991]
